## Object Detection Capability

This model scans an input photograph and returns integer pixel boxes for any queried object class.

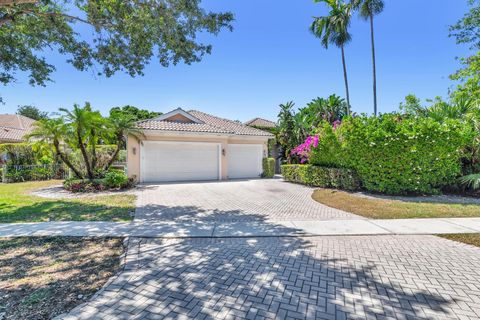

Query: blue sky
[0,0,472,121]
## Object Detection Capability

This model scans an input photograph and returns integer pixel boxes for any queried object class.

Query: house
[127,108,274,183]
[0,114,36,144]
[244,117,277,129]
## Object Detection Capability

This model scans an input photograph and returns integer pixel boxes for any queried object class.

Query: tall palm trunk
[104,133,123,171]
[77,128,93,179]
[53,140,83,179]
[370,14,378,116]
[341,45,351,115]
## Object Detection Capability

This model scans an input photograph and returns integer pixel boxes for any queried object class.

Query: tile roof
[136,120,231,134]
[137,109,274,137]
[245,117,277,128]
[0,114,36,142]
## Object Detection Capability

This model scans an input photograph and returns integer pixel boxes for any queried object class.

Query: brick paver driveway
[64,235,480,320]
[135,179,360,222]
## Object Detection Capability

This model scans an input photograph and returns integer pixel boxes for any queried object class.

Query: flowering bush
[291,135,319,163]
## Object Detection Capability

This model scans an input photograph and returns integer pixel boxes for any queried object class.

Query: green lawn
[312,189,480,219]
[0,181,135,223]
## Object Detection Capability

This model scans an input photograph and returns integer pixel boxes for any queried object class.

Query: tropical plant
[60,103,108,180]
[459,173,480,190]
[28,103,138,180]
[297,95,348,131]
[277,101,298,158]
[352,0,384,115]
[28,117,83,178]
[311,0,354,111]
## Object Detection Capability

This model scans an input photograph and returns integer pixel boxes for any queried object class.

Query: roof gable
[153,108,203,124]
[245,117,276,128]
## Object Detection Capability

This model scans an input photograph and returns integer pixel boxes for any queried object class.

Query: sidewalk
[1,217,480,238]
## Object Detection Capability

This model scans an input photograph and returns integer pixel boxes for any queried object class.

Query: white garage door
[227,144,263,179]
[141,141,220,183]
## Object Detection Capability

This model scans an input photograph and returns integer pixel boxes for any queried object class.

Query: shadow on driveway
[62,233,480,319]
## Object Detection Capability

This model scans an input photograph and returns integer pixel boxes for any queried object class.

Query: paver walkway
[61,235,480,320]
[2,217,480,237]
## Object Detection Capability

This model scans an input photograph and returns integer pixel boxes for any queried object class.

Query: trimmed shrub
[281,164,360,191]
[262,158,275,178]
[63,171,133,193]
[309,122,343,168]
[104,170,129,189]
[302,115,471,195]
[339,115,470,195]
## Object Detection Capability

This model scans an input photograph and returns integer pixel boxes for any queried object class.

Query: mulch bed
[0,237,124,320]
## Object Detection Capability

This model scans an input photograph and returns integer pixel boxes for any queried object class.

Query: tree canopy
[109,105,160,122]
[0,0,234,93]
[16,105,48,120]
[450,0,480,49]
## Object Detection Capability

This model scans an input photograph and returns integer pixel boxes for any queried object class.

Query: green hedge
[281,164,360,191]
[262,158,275,178]
[308,115,471,195]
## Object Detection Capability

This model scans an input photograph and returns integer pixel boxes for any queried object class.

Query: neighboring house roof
[244,117,277,128]
[137,108,274,137]
[0,114,36,143]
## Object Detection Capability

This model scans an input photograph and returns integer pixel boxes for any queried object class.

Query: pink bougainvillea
[291,135,319,163]
[332,120,341,130]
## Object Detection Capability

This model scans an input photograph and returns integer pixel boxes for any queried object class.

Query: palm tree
[277,101,298,157]
[104,114,144,171]
[28,118,83,179]
[353,0,384,116]
[60,102,106,179]
[311,0,354,113]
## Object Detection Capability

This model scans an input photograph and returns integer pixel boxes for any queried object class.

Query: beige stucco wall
[127,132,269,182]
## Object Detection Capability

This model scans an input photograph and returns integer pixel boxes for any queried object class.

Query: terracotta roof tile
[137,109,274,137]
[245,117,276,128]
[188,110,273,137]
[136,120,231,134]
[0,114,35,142]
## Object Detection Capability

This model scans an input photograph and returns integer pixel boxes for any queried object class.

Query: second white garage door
[227,144,263,179]
[141,141,220,183]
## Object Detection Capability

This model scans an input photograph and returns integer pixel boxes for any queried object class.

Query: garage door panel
[228,144,263,179]
[142,142,220,182]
